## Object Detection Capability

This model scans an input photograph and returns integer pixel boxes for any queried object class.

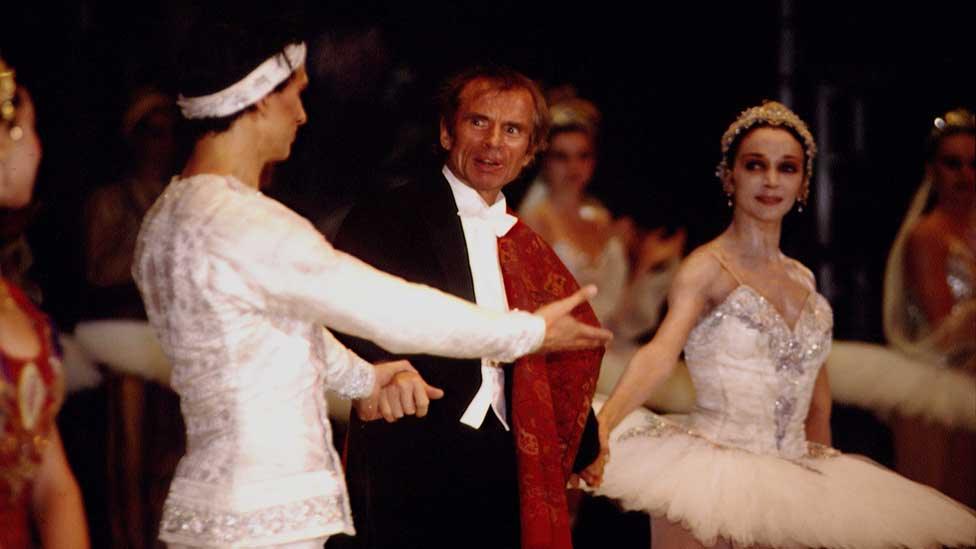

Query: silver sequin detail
[616,411,838,472]
[617,413,680,442]
[946,243,975,303]
[686,285,832,452]
[160,495,345,545]
[774,396,796,446]
[806,442,841,459]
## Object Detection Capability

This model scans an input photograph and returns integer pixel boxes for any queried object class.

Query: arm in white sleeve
[209,196,544,362]
[313,325,376,399]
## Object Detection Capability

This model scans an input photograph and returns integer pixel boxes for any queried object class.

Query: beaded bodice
[684,285,833,459]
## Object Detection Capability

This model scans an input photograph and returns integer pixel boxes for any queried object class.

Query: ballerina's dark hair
[177,16,304,141]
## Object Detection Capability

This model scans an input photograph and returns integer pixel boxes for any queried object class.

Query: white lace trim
[177,43,306,119]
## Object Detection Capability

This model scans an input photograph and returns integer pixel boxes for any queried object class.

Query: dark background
[6,0,974,339]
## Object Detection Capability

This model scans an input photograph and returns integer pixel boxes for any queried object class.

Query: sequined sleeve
[208,193,544,363]
[315,326,376,399]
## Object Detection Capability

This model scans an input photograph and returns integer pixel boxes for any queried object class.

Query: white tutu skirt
[594,404,976,548]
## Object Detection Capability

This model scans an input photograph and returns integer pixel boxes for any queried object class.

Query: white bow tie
[457,201,518,237]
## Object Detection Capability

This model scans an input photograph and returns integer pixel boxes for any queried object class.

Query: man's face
[440,79,536,203]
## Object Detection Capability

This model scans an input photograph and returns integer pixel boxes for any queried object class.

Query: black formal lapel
[417,173,477,302]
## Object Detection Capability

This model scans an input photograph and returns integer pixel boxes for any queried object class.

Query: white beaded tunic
[132,174,544,547]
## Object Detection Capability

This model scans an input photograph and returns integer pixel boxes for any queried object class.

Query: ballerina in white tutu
[582,101,976,548]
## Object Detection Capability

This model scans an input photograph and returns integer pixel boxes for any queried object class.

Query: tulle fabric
[596,404,976,549]
[828,340,976,430]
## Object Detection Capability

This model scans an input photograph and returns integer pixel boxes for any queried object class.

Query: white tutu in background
[828,340,976,431]
[74,319,172,385]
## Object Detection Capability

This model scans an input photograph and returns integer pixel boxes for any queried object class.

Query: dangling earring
[796,181,809,212]
[722,174,735,208]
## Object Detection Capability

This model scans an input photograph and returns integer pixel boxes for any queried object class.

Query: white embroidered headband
[716,100,817,182]
[177,42,306,119]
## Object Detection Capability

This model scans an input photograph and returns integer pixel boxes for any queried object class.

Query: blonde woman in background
[520,94,693,412]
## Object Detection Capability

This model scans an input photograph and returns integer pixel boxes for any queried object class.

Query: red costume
[0,279,64,548]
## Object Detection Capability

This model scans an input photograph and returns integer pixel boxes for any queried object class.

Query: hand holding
[376,370,444,423]
[579,419,610,488]
[355,361,444,422]
[355,360,415,421]
[536,285,613,353]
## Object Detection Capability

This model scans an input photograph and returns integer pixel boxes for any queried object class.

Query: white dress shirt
[444,166,519,431]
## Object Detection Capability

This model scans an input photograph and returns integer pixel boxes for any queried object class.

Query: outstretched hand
[536,285,613,353]
[357,360,445,422]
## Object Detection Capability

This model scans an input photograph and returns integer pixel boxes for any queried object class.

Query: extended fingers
[577,322,613,343]
[562,285,598,312]
[387,388,405,420]
[560,320,613,350]
[379,389,405,422]
[411,379,429,417]
[378,392,394,422]
[398,377,417,415]
[425,384,445,400]
[379,372,446,422]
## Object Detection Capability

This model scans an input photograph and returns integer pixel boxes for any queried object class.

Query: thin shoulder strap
[709,245,745,285]
[782,255,816,292]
